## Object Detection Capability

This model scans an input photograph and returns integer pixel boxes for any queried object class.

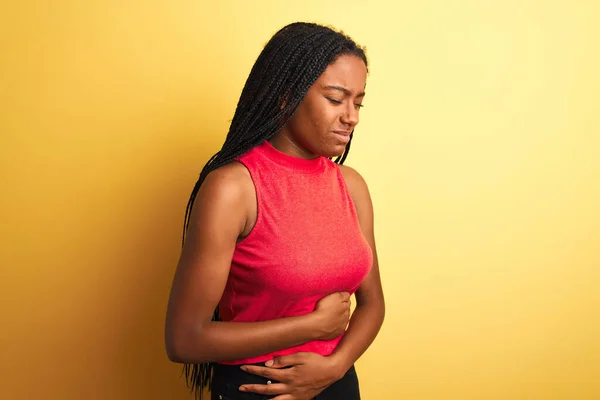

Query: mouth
[332,131,351,144]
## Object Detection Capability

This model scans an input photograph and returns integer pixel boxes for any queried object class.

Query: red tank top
[218,140,373,365]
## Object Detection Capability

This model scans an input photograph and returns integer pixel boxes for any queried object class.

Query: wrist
[302,312,323,341]
[326,352,353,381]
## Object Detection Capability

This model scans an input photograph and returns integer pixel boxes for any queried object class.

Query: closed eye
[326,97,364,109]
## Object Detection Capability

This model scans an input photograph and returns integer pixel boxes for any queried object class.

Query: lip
[333,131,351,143]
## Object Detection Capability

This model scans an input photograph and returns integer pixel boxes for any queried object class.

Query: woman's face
[272,54,368,159]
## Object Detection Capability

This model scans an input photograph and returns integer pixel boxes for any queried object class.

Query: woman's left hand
[240,352,344,400]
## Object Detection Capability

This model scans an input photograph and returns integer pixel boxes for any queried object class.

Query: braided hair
[181,22,368,399]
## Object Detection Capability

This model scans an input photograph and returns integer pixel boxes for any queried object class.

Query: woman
[165,22,385,400]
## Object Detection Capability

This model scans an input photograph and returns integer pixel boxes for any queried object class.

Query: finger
[340,291,350,300]
[268,352,310,368]
[271,395,295,400]
[273,393,316,400]
[239,383,287,395]
[241,365,288,381]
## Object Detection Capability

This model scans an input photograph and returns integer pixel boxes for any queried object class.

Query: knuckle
[265,386,278,394]
[251,386,265,394]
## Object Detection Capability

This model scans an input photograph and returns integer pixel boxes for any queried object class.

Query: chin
[319,144,347,158]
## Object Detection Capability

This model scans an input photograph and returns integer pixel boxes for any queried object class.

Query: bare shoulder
[203,161,252,187]
[196,162,253,204]
[337,164,374,225]
[337,164,369,198]
[187,162,255,237]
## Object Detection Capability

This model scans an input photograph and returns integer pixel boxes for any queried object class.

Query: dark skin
[164,55,385,399]
[239,55,385,399]
[165,168,351,362]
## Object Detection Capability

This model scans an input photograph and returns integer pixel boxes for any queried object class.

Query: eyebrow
[322,85,366,97]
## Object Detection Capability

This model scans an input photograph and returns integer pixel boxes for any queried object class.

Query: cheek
[311,106,336,133]
[291,99,338,144]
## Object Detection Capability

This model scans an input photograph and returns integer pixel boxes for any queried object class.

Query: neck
[268,131,318,160]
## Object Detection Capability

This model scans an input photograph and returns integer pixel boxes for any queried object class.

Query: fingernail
[239,386,246,392]
[265,360,274,367]
[240,366,247,372]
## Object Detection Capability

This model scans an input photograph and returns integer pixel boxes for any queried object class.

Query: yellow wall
[1,1,599,399]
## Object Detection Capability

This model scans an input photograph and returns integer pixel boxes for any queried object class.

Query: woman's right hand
[311,292,351,340]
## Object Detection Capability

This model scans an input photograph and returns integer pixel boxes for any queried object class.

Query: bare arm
[235,165,386,398]
[165,163,347,364]
[328,165,385,375]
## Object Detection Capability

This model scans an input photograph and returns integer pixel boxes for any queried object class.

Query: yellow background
[1,1,599,399]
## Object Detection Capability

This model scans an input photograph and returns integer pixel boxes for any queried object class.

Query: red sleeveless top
[218,140,373,365]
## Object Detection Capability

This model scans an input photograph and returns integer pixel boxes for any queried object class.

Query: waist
[219,334,344,365]
[212,361,358,400]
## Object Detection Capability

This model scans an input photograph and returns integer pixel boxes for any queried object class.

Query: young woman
[165,22,385,400]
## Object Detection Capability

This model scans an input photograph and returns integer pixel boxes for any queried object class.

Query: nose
[340,103,359,127]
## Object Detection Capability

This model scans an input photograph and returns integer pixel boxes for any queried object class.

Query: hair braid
[181,22,367,399]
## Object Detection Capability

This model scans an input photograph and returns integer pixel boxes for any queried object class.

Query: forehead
[317,55,367,90]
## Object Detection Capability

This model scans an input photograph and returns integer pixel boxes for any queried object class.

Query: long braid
[181,22,368,399]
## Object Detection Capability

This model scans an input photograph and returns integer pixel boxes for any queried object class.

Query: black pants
[211,362,361,400]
